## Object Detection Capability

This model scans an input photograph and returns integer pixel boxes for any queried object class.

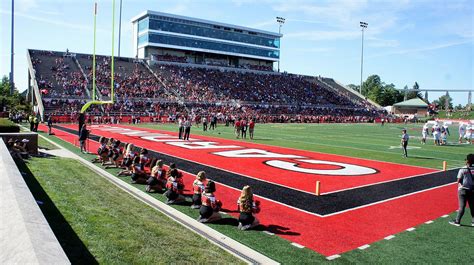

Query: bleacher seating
[28,49,383,123]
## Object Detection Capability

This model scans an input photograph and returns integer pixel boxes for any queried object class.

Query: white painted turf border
[38,133,278,265]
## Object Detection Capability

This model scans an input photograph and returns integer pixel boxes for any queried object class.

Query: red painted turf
[42,124,458,256]
[64,124,434,194]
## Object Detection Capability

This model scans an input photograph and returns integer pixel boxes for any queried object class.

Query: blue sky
[0,0,472,105]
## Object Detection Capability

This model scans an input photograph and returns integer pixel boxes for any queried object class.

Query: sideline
[36,131,279,265]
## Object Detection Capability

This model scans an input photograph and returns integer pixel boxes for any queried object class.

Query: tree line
[348,75,457,110]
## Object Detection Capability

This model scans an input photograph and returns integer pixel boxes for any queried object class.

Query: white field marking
[441,214,449,218]
[55,126,458,219]
[291,242,305,249]
[124,124,439,171]
[262,135,462,167]
[406,227,416,232]
[388,146,421,150]
[358,244,370,250]
[384,235,395,240]
[263,231,275,236]
[425,220,434,224]
[320,170,449,195]
[326,255,341,260]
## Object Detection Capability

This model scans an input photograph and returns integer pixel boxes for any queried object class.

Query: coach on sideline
[449,154,474,227]
[401,129,409,158]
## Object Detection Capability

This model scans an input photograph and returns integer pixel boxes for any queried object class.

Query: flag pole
[92,2,97,101]
[110,0,116,103]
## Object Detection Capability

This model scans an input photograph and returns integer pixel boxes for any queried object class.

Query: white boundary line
[384,235,395,240]
[326,254,341,260]
[358,244,370,250]
[51,126,459,219]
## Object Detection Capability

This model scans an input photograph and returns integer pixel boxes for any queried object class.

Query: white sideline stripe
[406,227,416,232]
[53,126,457,219]
[326,255,341,260]
[291,242,305,249]
[37,133,279,265]
[425,220,434,224]
[321,169,451,195]
[441,214,449,218]
[384,235,395,240]
[263,231,275,236]
[358,244,370,250]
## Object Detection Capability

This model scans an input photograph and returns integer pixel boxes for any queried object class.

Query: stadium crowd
[30,49,383,123]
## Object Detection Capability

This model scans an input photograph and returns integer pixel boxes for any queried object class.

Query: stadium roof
[393,98,428,107]
[130,10,283,38]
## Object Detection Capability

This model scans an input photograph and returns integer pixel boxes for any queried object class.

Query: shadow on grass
[410,156,435,160]
[15,159,98,265]
[257,224,301,236]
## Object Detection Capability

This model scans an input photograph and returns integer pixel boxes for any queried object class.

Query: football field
[40,121,473,261]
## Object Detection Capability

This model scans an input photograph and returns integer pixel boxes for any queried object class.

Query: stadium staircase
[316,77,381,109]
[26,50,45,121]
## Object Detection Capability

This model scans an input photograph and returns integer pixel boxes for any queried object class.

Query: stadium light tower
[276,16,285,72]
[118,0,123,57]
[10,0,15,95]
[359,21,368,95]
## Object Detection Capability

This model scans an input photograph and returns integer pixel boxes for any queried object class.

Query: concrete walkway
[38,134,279,265]
[0,140,70,264]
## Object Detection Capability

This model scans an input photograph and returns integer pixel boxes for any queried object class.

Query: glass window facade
[138,17,149,33]
[147,33,279,59]
[138,34,148,46]
[148,19,279,48]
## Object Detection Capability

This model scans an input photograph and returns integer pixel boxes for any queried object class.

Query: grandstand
[27,49,381,123]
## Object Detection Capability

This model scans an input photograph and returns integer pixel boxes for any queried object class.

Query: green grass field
[20,122,474,263]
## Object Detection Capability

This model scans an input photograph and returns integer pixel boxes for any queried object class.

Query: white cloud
[367,39,473,58]
[285,30,359,41]
[164,3,188,14]
[248,19,276,29]
[0,9,107,33]
[367,37,400,48]
[290,47,333,53]
[17,0,38,12]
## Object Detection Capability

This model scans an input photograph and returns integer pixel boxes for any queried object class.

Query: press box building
[131,10,282,69]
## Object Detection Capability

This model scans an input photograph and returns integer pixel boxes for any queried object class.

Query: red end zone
[82,124,434,194]
[43,124,458,256]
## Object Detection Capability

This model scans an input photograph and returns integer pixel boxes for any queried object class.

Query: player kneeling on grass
[197,181,222,223]
[449,154,474,227]
[105,140,123,169]
[118,143,136,175]
[146,160,167,193]
[92,137,110,165]
[191,171,207,209]
[130,156,148,184]
[165,165,186,204]
[237,185,261,231]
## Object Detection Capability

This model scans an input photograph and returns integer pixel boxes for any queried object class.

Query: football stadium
[1,1,473,264]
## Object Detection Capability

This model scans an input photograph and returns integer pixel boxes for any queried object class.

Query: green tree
[433,94,453,110]
[359,75,403,106]
[406,82,422,100]
[0,76,30,112]
[379,83,404,106]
